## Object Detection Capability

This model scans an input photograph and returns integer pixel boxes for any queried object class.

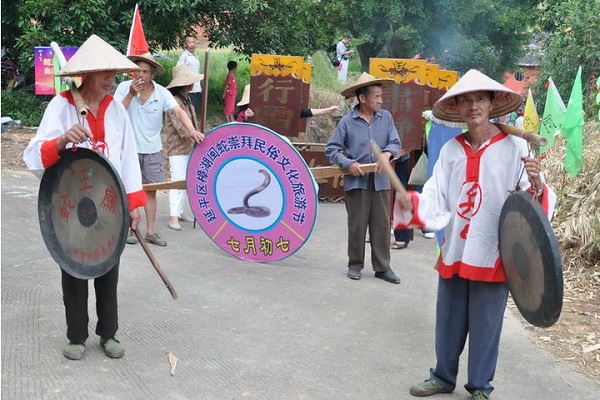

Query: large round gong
[38,147,128,279]
[499,191,563,327]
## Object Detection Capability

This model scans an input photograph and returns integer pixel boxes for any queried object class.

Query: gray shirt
[325,105,401,192]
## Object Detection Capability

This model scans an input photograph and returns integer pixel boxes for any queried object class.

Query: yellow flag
[523,89,540,132]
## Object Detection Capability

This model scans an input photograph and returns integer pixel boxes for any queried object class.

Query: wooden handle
[133,228,178,300]
[369,142,407,195]
[310,163,377,179]
[143,163,383,190]
[494,123,547,147]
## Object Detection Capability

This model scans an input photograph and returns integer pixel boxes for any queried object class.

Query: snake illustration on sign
[187,122,318,262]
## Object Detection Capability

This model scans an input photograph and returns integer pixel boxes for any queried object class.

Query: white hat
[237,84,250,106]
[166,65,204,89]
[340,72,395,97]
[56,35,141,77]
[127,52,165,76]
[432,69,522,122]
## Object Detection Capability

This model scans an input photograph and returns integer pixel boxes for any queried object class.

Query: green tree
[533,0,600,118]
[325,0,538,80]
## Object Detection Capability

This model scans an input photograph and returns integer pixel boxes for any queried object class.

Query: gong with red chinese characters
[38,147,128,279]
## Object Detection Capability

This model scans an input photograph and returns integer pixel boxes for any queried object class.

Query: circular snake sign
[187,123,318,262]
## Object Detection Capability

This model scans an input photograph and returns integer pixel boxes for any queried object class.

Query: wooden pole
[369,142,407,195]
[133,228,178,300]
[200,48,211,133]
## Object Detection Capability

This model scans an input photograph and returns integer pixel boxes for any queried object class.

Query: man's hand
[129,78,144,97]
[346,161,365,176]
[521,156,543,193]
[395,192,414,212]
[129,208,141,230]
[57,124,92,150]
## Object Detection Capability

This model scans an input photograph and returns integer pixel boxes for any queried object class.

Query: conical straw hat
[166,65,204,89]
[127,52,165,76]
[56,35,141,77]
[432,69,522,122]
[237,84,250,106]
[340,72,395,97]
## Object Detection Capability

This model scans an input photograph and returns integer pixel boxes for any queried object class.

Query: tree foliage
[4,0,590,96]
[532,0,600,118]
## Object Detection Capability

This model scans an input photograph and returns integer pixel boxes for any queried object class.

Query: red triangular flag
[127,4,149,56]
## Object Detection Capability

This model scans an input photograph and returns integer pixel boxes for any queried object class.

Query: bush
[1,90,48,126]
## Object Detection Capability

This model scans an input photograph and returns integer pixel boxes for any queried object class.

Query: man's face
[343,37,350,44]
[359,86,383,113]
[184,37,196,52]
[85,71,117,94]
[455,91,493,125]
[133,61,155,82]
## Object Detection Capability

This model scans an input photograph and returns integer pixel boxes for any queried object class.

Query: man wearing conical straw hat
[114,52,204,247]
[325,72,402,284]
[394,70,557,399]
[23,34,148,361]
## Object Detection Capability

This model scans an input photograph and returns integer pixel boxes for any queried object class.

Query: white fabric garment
[177,50,202,94]
[394,132,556,278]
[23,94,143,197]
[168,154,190,217]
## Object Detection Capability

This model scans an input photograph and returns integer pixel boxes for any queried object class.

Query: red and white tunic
[394,131,557,282]
[23,91,146,210]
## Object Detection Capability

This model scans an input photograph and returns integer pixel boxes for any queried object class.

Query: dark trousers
[61,263,120,344]
[189,92,201,118]
[430,275,508,394]
[345,174,391,272]
[393,157,411,242]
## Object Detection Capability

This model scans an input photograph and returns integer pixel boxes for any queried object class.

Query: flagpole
[127,4,139,55]
[200,48,211,133]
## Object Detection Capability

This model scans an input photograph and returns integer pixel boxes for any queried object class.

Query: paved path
[2,169,599,400]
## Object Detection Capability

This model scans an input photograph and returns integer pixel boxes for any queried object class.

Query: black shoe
[347,269,361,280]
[375,269,401,284]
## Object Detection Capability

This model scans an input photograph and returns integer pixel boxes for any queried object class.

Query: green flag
[561,66,584,176]
[540,77,566,154]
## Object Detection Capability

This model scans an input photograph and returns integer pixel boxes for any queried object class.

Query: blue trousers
[430,275,508,395]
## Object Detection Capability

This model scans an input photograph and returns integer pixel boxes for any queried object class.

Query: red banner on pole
[127,4,149,56]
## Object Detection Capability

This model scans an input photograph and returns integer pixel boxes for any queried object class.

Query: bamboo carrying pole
[50,42,87,117]
[142,163,381,191]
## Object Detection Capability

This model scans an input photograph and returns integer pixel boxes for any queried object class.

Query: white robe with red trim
[23,92,145,210]
[394,132,557,282]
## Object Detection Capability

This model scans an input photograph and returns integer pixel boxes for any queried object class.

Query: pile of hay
[535,121,600,382]
[542,121,600,275]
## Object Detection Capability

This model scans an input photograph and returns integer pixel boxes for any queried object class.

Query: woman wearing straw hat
[24,34,148,361]
[325,72,402,284]
[163,65,204,231]
[394,70,556,399]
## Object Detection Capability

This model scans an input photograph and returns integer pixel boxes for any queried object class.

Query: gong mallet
[369,142,408,196]
[132,228,179,300]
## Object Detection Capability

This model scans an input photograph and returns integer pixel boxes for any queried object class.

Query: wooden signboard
[250,54,306,137]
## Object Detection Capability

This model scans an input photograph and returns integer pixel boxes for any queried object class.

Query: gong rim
[499,191,563,327]
[38,148,128,279]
